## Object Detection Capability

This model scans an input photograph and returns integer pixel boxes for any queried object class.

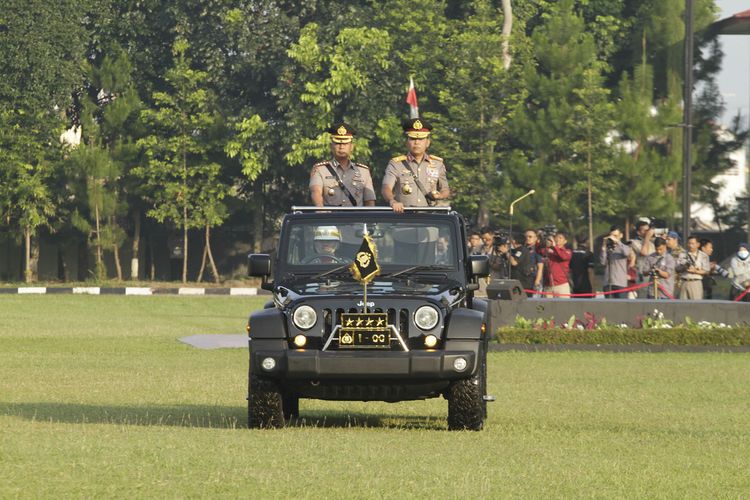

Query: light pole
[682,0,694,241]
[509,189,535,244]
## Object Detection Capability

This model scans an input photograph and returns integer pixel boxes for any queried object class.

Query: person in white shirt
[729,243,750,301]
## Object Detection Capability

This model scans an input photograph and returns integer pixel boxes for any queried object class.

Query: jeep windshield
[279,216,461,282]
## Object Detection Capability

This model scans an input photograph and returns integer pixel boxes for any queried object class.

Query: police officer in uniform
[310,122,376,207]
[381,118,450,213]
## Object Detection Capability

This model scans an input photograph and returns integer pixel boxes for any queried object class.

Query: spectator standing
[570,235,595,297]
[523,230,545,296]
[629,219,655,297]
[467,231,483,255]
[487,237,513,280]
[700,238,729,299]
[644,237,676,299]
[509,237,533,292]
[600,226,634,298]
[676,235,710,300]
[543,231,572,298]
[479,227,494,256]
[729,243,750,301]
[666,230,686,296]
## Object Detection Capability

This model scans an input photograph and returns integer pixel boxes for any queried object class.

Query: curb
[0,287,268,296]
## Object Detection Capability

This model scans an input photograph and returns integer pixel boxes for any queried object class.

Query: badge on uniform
[402,184,413,195]
[327,187,336,196]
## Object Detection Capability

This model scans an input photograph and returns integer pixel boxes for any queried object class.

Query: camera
[605,237,616,251]
[493,232,509,250]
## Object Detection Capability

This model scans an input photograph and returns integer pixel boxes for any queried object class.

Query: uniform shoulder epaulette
[429,154,443,162]
[355,162,370,170]
[313,160,331,168]
[391,155,407,162]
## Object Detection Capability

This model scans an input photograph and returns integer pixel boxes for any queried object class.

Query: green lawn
[1,296,749,498]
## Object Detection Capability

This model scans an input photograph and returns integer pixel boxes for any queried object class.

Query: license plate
[339,313,390,349]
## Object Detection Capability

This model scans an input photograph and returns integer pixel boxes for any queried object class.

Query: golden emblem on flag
[413,119,423,130]
[349,234,380,284]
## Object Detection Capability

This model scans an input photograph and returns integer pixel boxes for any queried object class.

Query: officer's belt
[325,164,358,206]
[401,160,435,207]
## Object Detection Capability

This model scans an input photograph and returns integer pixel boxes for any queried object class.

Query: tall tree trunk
[24,225,32,283]
[197,237,208,283]
[501,0,513,70]
[253,181,263,252]
[131,209,141,280]
[111,216,123,281]
[206,224,220,284]
[148,233,155,280]
[587,148,594,247]
[182,146,188,283]
[94,202,103,279]
[182,211,188,284]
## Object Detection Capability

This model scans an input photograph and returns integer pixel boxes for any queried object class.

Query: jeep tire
[248,371,284,429]
[283,392,300,420]
[447,346,486,431]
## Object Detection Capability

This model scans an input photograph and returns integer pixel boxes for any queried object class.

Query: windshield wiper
[383,265,452,278]
[312,264,352,280]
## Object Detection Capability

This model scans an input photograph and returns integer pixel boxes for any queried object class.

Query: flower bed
[496,311,750,346]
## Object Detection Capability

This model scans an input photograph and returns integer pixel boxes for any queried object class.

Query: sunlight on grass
[2,296,750,497]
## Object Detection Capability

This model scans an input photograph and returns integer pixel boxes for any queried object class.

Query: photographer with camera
[676,235,710,300]
[630,218,655,298]
[600,225,635,298]
[488,233,513,280]
[644,237,675,298]
[542,231,572,298]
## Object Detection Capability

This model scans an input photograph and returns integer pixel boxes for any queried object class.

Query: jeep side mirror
[468,255,489,278]
[247,254,272,277]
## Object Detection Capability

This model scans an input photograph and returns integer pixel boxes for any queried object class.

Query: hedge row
[495,327,750,346]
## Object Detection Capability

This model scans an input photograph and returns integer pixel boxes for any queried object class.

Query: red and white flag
[406,77,419,118]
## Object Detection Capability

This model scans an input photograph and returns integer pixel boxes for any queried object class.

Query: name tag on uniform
[427,168,439,178]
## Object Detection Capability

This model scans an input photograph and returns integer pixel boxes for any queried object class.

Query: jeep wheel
[248,371,284,429]
[283,393,299,420]
[447,350,486,431]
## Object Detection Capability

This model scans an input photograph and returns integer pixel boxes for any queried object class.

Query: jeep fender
[248,307,287,339]
[444,308,485,340]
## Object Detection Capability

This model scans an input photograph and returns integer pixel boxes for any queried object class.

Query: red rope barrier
[656,284,675,300]
[522,281,650,298]
[733,286,750,302]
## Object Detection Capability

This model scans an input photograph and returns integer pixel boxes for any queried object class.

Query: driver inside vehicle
[306,225,344,264]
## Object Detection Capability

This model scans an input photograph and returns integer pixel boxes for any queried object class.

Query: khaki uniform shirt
[382,153,449,207]
[309,160,375,206]
[677,250,710,281]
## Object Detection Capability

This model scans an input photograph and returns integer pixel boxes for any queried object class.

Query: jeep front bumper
[251,346,478,381]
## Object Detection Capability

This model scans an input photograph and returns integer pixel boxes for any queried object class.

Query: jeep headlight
[293,305,317,330]
[414,305,439,331]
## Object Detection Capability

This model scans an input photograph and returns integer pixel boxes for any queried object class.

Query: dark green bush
[495,327,750,346]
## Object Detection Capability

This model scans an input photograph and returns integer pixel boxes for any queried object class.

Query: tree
[135,37,226,283]
[67,47,141,280]
[0,0,88,281]
[436,0,529,227]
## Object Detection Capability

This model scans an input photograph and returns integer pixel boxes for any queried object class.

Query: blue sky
[716,0,749,128]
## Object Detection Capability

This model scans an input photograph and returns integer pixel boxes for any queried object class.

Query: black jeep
[246,206,490,430]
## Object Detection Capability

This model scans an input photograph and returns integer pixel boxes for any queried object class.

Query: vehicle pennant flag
[349,234,380,284]
[406,77,419,119]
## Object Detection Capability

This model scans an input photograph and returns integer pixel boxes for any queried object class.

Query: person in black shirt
[570,235,594,297]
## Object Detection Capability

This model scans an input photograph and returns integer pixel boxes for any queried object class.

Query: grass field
[1,296,749,498]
